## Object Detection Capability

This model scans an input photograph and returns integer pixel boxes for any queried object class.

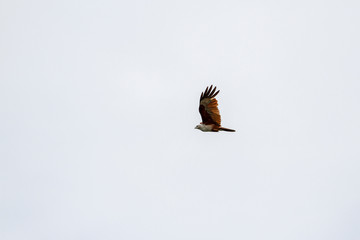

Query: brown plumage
[196,85,235,132]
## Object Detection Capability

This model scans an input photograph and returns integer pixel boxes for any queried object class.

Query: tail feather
[219,127,235,132]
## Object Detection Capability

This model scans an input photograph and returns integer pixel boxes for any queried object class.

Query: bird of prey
[195,85,235,132]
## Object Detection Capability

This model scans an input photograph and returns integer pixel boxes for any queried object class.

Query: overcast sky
[1,0,360,239]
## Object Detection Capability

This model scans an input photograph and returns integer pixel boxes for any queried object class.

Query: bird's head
[194,124,204,131]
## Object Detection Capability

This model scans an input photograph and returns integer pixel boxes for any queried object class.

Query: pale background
[1,1,360,239]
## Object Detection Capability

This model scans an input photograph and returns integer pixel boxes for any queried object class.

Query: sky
[1,0,360,239]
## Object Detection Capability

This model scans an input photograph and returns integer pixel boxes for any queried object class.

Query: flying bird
[195,85,235,132]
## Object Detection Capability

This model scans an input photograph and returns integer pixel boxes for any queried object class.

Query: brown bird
[195,85,235,132]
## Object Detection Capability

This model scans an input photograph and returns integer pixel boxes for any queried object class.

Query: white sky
[1,0,360,239]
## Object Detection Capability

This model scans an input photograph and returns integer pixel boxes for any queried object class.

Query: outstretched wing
[199,85,221,126]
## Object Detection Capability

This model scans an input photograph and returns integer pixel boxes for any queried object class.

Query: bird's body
[195,85,235,132]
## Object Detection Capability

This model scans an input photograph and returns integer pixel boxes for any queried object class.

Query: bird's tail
[219,127,235,132]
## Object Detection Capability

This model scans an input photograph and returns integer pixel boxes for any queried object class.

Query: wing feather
[199,85,221,126]
[209,86,217,97]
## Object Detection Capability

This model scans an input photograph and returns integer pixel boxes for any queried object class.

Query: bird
[195,85,235,132]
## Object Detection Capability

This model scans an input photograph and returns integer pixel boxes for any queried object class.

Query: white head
[194,123,212,132]
[194,124,202,130]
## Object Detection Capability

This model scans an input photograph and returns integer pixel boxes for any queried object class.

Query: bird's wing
[199,85,221,126]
